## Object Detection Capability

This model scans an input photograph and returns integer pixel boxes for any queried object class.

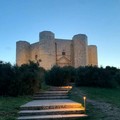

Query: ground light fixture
[83,96,86,112]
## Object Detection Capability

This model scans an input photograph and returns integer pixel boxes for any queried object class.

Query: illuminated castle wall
[16,31,98,69]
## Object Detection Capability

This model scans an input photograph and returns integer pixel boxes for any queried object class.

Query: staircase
[17,86,87,120]
[33,86,70,100]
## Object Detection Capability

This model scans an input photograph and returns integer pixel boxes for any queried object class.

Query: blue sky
[0,0,120,67]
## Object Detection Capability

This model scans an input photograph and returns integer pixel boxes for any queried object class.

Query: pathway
[17,86,87,120]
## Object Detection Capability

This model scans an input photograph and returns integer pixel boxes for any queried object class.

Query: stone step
[34,94,68,96]
[19,108,85,116]
[17,86,88,120]
[17,114,87,120]
[34,94,67,97]
[48,86,72,91]
[35,91,68,94]
[20,100,83,110]
[21,103,81,110]
[33,96,69,100]
[48,88,70,91]
[50,86,72,90]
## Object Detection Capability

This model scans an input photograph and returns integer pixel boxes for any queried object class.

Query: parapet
[39,31,55,41]
[72,34,87,41]
[16,41,30,46]
[88,45,97,48]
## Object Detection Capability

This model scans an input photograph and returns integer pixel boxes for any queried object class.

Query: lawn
[78,87,120,107]
[0,83,49,120]
[69,86,120,120]
[0,96,32,120]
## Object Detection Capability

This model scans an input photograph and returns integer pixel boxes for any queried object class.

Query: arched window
[35,55,38,60]
[62,52,65,55]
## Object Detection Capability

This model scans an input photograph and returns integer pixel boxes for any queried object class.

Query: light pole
[83,96,86,112]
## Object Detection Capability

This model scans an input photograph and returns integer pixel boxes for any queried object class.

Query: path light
[83,96,86,112]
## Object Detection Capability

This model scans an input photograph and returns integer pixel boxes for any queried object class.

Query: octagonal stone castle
[16,31,98,69]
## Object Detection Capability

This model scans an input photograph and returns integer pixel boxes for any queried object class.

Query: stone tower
[72,34,88,68]
[88,45,98,66]
[39,31,56,69]
[16,41,30,66]
[16,31,98,69]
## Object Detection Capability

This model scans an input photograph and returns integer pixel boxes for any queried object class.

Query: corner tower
[39,31,55,42]
[39,31,56,69]
[16,41,30,66]
[88,45,98,66]
[72,34,88,67]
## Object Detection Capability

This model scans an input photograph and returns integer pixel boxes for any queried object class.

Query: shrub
[75,66,119,88]
[45,66,65,86]
[114,71,120,86]
[0,61,45,96]
[45,66,75,86]
[0,61,14,95]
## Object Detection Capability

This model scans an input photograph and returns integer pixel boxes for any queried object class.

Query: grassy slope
[79,87,120,107]
[0,96,32,120]
[69,86,120,120]
[0,83,50,120]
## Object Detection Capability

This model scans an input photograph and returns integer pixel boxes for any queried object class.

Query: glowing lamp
[83,96,86,112]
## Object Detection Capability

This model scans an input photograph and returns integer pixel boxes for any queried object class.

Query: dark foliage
[45,65,120,88]
[1,59,120,96]
[0,62,13,95]
[45,66,75,86]
[75,66,120,88]
[0,61,45,96]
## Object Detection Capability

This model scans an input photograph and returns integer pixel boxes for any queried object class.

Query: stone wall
[16,31,98,69]
[88,45,98,66]
[30,42,39,62]
[55,39,72,66]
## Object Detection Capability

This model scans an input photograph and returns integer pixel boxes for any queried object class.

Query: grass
[78,87,120,107]
[0,82,49,120]
[69,86,120,120]
[0,96,32,120]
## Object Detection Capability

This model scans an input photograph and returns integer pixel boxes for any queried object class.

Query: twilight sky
[0,0,120,67]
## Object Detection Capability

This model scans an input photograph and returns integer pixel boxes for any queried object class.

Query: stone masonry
[16,31,98,69]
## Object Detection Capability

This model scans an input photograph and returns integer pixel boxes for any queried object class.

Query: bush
[75,66,119,88]
[114,71,120,86]
[45,66,65,86]
[0,61,14,95]
[0,61,45,96]
[45,66,75,86]
[45,65,120,88]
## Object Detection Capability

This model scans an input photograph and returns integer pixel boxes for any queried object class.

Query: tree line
[1,61,120,96]
[45,65,120,88]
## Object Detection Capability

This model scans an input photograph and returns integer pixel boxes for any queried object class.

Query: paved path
[17,86,87,120]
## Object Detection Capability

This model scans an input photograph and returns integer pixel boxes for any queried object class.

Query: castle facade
[16,31,98,69]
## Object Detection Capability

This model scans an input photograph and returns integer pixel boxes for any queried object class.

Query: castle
[16,31,98,69]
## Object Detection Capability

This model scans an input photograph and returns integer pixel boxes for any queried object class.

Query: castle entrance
[57,56,71,67]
